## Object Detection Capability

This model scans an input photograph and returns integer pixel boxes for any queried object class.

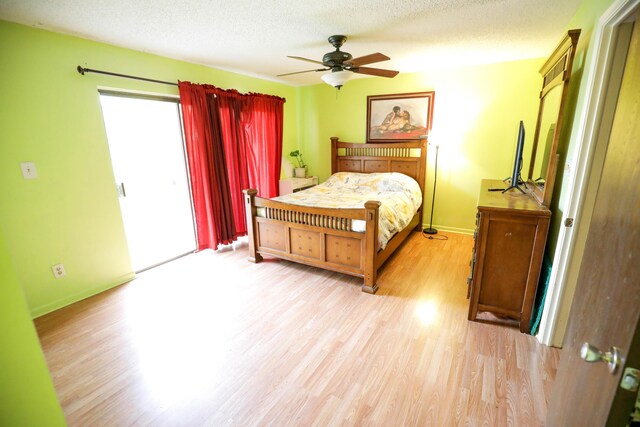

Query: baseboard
[420,224,474,235]
[31,272,136,319]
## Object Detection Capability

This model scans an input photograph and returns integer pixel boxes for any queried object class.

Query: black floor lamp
[423,143,439,235]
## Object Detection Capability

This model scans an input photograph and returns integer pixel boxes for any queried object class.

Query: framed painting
[366,91,435,143]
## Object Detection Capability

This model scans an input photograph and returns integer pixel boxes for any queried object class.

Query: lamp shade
[321,70,353,89]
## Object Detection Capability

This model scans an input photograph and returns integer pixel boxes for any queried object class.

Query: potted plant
[289,150,306,177]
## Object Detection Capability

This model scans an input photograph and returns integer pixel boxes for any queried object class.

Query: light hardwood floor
[35,232,560,426]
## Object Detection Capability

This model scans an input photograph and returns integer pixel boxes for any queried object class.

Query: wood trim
[527,29,581,206]
[520,215,550,332]
[539,29,581,83]
[363,201,381,293]
[243,189,263,263]
[477,304,521,319]
[331,137,338,174]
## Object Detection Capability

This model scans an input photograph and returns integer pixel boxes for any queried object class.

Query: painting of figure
[367,92,434,143]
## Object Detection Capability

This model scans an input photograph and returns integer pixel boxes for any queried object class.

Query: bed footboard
[243,189,381,293]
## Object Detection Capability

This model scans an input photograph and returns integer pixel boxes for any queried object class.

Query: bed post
[330,137,339,174]
[243,189,263,263]
[363,200,381,293]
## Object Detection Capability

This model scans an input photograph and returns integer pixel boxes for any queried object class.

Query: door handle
[580,342,620,373]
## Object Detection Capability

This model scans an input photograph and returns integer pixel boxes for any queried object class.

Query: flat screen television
[503,120,526,193]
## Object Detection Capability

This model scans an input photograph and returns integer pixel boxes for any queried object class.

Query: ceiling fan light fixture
[321,70,352,89]
[283,36,398,85]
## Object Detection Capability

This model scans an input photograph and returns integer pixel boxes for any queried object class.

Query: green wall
[0,230,66,426]
[0,20,298,317]
[1,19,546,319]
[0,0,619,420]
[1,0,607,318]
[298,59,542,232]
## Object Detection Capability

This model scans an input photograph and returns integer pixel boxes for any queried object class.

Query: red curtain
[178,82,285,250]
[243,93,284,199]
[178,82,237,250]
[214,89,251,236]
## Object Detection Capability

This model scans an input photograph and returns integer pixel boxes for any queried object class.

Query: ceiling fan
[278,35,399,89]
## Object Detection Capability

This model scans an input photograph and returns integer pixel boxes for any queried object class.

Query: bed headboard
[330,137,428,195]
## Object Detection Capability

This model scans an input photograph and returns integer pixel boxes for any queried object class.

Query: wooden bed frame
[243,137,427,293]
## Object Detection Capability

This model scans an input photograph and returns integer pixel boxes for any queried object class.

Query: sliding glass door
[100,93,196,272]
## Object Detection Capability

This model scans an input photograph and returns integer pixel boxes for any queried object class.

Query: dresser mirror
[527,29,581,206]
[531,86,561,183]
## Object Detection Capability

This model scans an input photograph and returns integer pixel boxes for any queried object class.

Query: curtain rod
[76,65,178,87]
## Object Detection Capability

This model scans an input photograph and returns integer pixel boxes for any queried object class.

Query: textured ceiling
[0,0,582,86]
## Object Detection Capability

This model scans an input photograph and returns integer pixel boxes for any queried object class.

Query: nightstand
[279,176,318,195]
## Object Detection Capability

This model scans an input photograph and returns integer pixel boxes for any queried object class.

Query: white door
[100,93,196,272]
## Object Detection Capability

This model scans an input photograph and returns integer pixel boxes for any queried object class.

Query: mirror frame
[527,29,581,206]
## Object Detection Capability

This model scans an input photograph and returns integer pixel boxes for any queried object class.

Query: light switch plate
[21,162,38,179]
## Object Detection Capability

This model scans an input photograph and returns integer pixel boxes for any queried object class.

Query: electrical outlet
[51,263,66,279]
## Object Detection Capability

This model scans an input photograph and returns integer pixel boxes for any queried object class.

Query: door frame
[538,0,640,346]
[98,88,197,272]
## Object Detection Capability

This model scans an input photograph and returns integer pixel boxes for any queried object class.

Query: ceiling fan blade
[287,56,326,66]
[346,53,390,67]
[353,67,399,78]
[277,68,328,77]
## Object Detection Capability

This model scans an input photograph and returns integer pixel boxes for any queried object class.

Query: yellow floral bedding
[271,172,422,249]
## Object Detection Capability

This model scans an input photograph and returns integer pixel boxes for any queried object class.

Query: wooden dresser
[467,179,551,333]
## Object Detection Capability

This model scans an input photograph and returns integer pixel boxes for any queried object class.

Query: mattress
[260,172,422,249]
